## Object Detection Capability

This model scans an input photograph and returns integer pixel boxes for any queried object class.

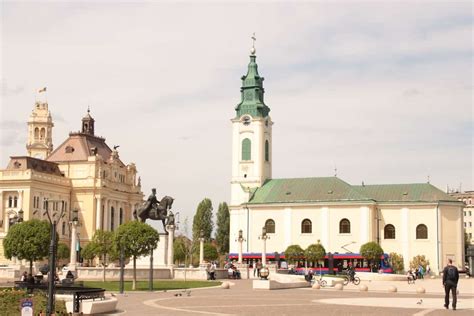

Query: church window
[13,197,18,208]
[416,224,428,239]
[339,219,351,234]
[40,128,46,140]
[119,208,123,225]
[242,138,251,161]
[265,140,269,162]
[65,146,75,153]
[301,219,312,234]
[265,219,275,234]
[111,207,115,231]
[384,224,396,239]
[62,221,66,236]
[8,196,13,207]
[34,128,39,139]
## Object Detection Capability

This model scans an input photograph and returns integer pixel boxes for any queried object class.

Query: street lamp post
[69,209,80,271]
[44,200,66,316]
[235,230,246,264]
[258,227,270,266]
[119,245,125,294]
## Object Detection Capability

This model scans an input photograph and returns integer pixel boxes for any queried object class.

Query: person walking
[442,259,459,310]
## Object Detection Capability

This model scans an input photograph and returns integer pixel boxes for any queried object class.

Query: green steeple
[235,52,270,118]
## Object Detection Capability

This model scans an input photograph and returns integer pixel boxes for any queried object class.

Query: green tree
[174,235,191,265]
[192,198,214,257]
[215,202,230,254]
[115,221,160,290]
[3,219,50,275]
[203,243,219,261]
[305,241,326,264]
[360,242,384,269]
[80,242,97,267]
[90,229,115,282]
[57,243,70,265]
[389,252,404,274]
[410,254,430,270]
[284,245,304,264]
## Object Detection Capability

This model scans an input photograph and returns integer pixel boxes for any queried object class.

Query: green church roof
[248,177,371,204]
[235,54,270,118]
[353,183,458,203]
[248,178,459,205]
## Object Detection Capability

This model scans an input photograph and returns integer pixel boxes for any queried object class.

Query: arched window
[416,224,428,239]
[40,128,46,140]
[265,219,275,234]
[34,128,39,139]
[13,197,18,208]
[242,138,251,161]
[110,207,115,231]
[384,224,396,239]
[339,218,351,234]
[301,219,312,234]
[8,196,13,207]
[119,208,123,225]
[265,140,269,162]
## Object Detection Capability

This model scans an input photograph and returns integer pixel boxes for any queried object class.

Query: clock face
[242,116,251,126]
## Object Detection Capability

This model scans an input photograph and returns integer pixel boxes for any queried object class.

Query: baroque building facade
[0,100,144,266]
[229,49,465,274]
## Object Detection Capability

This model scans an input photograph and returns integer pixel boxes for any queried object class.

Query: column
[104,200,109,231]
[0,192,3,227]
[199,238,204,264]
[262,238,267,266]
[70,222,78,270]
[167,225,175,267]
[238,240,243,264]
[95,198,102,230]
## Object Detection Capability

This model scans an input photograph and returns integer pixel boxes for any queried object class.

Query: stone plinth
[132,233,168,268]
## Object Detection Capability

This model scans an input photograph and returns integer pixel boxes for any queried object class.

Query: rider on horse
[144,188,160,218]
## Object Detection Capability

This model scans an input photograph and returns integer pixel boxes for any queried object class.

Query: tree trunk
[102,254,106,282]
[133,256,137,290]
[29,260,33,275]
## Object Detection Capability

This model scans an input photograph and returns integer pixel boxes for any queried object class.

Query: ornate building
[0,100,144,266]
[449,191,474,243]
[229,47,465,273]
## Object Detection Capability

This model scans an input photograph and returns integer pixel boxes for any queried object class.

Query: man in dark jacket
[442,259,459,310]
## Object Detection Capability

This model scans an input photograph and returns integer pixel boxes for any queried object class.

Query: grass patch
[83,280,221,291]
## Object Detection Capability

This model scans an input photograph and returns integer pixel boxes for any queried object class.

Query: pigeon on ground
[416,299,423,305]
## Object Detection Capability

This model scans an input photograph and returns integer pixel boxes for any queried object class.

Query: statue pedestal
[132,233,169,268]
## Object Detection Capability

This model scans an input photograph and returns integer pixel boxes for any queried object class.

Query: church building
[0,98,144,266]
[229,46,464,274]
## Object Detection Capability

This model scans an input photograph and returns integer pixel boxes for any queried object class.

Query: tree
[389,252,404,274]
[305,242,326,265]
[115,221,160,290]
[174,235,191,265]
[57,243,70,264]
[3,219,50,275]
[90,230,115,282]
[192,198,214,246]
[215,202,230,254]
[410,255,430,270]
[360,242,384,270]
[80,242,96,267]
[203,243,219,261]
[284,245,304,264]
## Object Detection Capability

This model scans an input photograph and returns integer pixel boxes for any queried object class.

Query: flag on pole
[38,87,47,93]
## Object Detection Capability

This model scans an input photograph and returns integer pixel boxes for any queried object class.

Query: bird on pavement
[416,299,423,305]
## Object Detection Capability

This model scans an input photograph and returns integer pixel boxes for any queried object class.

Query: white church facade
[229,48,464,274]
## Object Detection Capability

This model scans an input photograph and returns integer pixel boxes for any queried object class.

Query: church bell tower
[26,96,54,160]
[230,37,273,206]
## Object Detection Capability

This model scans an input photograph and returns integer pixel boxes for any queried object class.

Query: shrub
[0,288,67,315]
[410,255,429,270]
[389,252,404,273]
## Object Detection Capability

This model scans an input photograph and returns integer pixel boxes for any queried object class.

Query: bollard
[335,283,343,290]
[221,282,230,289]
[416,287,426,294]
[312,283,321,290]
[388,286,397,293]
[359,284,368,292]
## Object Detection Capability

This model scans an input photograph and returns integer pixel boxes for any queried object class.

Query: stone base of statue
[132,232,169,268]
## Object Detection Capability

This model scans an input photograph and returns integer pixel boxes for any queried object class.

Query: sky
[1,0,472,235]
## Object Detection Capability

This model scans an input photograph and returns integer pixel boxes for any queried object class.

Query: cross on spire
[250,32,256,55]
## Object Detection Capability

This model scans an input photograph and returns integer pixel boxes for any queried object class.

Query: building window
[40,128,45,140]
[470,211,472,216]
[62,222,66,236]
[265,140,269,162]
[465,222,468,228]
[119,208,123,225]
[384,224,396,239]
[339,219,351,234]
[34,127,39,139]
[13,197,18,208]
[265,219,275,234]
[111,207,115,231]
[470,222,472,227]
[301,219,312,234]
[8,196,13,207]
[416,224,428,239]
[242,138,251,161]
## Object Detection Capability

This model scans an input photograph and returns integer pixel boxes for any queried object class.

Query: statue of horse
[134,195,174,234]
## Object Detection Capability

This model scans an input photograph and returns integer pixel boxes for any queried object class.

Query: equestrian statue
[134,188,175,234]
